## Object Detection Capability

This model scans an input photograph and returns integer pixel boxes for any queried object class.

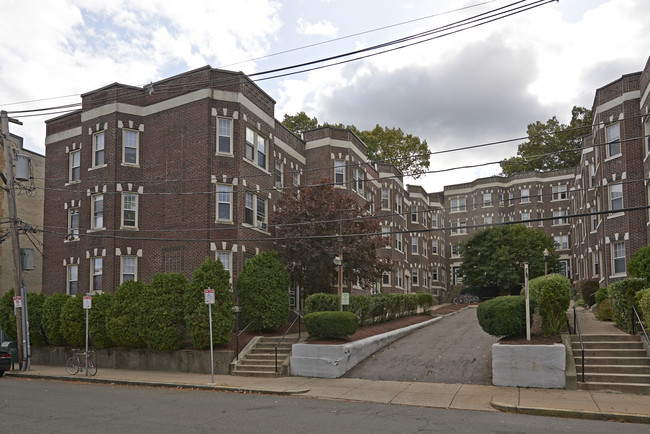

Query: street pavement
[5,305,650,425]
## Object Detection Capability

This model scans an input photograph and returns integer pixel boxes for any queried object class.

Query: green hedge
[26,292,47,347]
[305,293,338,314]
[608,278,648,331]
[0,289,17,339]
[304,311,358,338]
[476,295,529,338]
[636,289,650,327]
[89,293,114,349]
[106,280,147,348]
[60,296,85,347]
[595,287,609,306]
[42,293,70,346]
[575,279,600,306]
[529,274,572,337]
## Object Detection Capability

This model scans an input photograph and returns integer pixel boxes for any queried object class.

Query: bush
[529,274,572,337]
[636,289,650,327]
[629,245,650,282]
[575,279,600,306]
[106,280,146,348]
[42,293,70,346]
[596,299,614,321]
[26,292,47,347]
[476,295,530,338]
[345,295,368,324]
[236,251,290,332]
[607,278,648,331]
[595,287,609,306]
[137,273,187,351]
[89,293,114,349]
[60,296,85,347]
[304,293,338,314]
[416,293,434,309]
[304,311,358,338]
[184,257,235,349]
[0,289,17,339]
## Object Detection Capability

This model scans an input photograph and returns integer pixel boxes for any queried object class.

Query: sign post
[524,264,530,341]
[204,288,215,384]
[83,295,92,376]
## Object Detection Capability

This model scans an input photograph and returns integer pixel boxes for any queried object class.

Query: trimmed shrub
[0,289,17,339]
[416,293,434,309]
[106,280,146,348]
[476,295,529,338]
[304,311,358,338]
[184,257,235,349]
[42,293,70,346]
[629,245,650,282]
[89,293,114,349]
[60,296,85,347]
[575,279,600,306]
[305,293,338,314]
[26,292,47,347]
[607,278,648,331]
[137,273,187,351]
[596,299,614,321]
[636,289,650,327]
[236,251,290,332]
[529,274,572,337]
[346,295,368,324]
[595,287,609,306]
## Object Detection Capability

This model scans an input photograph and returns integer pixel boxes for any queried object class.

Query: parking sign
[204,288,215,304]
[83,296,92,309]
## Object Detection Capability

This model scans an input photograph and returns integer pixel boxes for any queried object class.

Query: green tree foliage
[137,273,187,351]
[0,289,17,339]
[476,295,529,337]
[459,224,558,294]
[529,274,572,337]
[235,251,290,332]
[60,296,85,347]
[628,245,650,282]
[184,257,235,349]
[607,278,648,331]
[637,289,650,328]
[26,292,47,347]
[42,293,70,346]
[281,111,319,133]
[89,293,114,349]
[500,106,593,176]
[274,183,391,296]
[106,280,146,348]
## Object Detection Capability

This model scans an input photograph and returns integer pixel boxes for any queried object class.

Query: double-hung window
[381,188,389,209]
[334,160,345,186]
[123,129,139,165]
[593,252,600,276]
[553,209,568,225]
[68,264,78,295]
[412,268,419,285]
[93,131,105,167]
[552,185,567,200]
[645,116,650,156]
[483,193,491,207]
[217,118,232,154]
[521,188,530,203]
[121,256,136,283]
[554,234,569,250]
[257,135,266,169]
[432,266,438,281]
[612,241,626,274]
[217,185,232,221]
[411,237,418,254]
[69,150,80,182]
[522,212,531,226]
[395,233,402,251]
[431,213,437,227]
[217,251,232,279]
[244,127,268,169]
[607,123,621,157]
[432,239,438,254]
[122,193,138,229]
[292,172,299,196]
[450,197,466,212]
[458,221,467,234]
[244,192,267,231]
[609,183,623,211]
[91,257,102,292]
[68,208,79,239]
[245,128,255,162]
[92,194,104,229]
[275,161,283,188]
[411,205,418,222]
[355,168,363,193]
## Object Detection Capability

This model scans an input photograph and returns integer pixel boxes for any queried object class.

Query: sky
[1,0,649,193]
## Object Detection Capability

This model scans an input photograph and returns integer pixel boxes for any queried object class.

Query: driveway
[343,306,499,384]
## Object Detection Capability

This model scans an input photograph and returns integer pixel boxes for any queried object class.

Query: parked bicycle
[65,349,97,376]
[452,294,480,304]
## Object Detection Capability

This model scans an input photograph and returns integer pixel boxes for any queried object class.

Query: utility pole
[1,110,28,370]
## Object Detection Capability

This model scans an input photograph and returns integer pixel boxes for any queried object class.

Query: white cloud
[296,17,338,38]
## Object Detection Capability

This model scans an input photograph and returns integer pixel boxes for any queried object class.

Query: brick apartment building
[41,56,650,301]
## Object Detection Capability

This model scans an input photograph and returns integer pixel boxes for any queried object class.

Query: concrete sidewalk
[6,365,650,425]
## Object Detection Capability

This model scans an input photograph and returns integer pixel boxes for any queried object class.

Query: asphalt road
[344,306,500,384]
[2,378,647,433]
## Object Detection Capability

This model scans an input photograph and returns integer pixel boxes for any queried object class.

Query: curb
[491,401,650,425]
[5,372,310,395]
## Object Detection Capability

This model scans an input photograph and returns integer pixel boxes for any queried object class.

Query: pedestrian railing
[235,315,260,361]
[275,311,302,373]
[573,305,585,382]
[632,305,650,346]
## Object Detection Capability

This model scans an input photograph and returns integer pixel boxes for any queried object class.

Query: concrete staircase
[571,334,650,394]
[231,336,299,377]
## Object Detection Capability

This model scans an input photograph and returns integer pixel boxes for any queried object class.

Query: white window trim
[121,192,139,230]
[91,193,105,231]
[606,123,621,159]
[216,251,232,282]
[244,191,268,232]
[91,257,103,293]
[611,241,626,276]
[91,131,106,169]
[274,160,283,189]
[122,129,140,166]
[67,207,80,241]
[120,256,137,284]
[609,183,623,213]
[216,117,234,156]
[69,150,81,184]
[67,264,79,295]
[244,127,269,172]
[217,184,233,223]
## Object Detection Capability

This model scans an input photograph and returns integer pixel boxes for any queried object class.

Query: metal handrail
[235,315,260,361]
[573,305,585,382]
[275,311,302,373]
[632,305,650,346]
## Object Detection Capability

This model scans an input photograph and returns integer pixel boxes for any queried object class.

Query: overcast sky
[2,0,648,192]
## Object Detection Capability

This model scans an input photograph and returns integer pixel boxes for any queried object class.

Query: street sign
[13,296,21,308]
[83,296,92,309]
[342,292,350,305]
[204,288,215,304]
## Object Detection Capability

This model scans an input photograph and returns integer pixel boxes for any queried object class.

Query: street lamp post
[543,248,549,275]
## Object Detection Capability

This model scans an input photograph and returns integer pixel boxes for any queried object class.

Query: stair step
[578,381,650,395]
[579,364,650,374]
[231,369,281,378]
[580,373,650,384]
[571,334,639,342]
[578,349,648,358]
[234,363,279,370]
[572,342,643,350]
[574,357,650,366]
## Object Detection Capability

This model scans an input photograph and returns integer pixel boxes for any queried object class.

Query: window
[432,239,438,254]
[381,188,389,209]
[395,194,402,216]
[334,160,345,186]
[537,188,543,201]
[452,267,463,285]
[217,251,231,278]
[69,150,80,182]
[382,271,390,285]
[593,252,600,276]
[591,212,598,232]
[450,197,466,212]
[395,233,402,251]
[607,123,621,157]
[91,257,102,292]
[589,164,596,188]
[217,185,232,221]
[122,193,138,228]
[396,270,403,288]
[245,127,255,161]
[412,268,419,285]
[431,212,437,227]
[498,193,504,206]
[537,212,543,227]
[292,171,300,196]
[645,116,650,155]
[123,129,139,165]
[121,256,136,283]
[458,221,467,234]
[422,239,427,256]
[68,208,79,239]
[509,191,514,205]
[554,234,569,250]
[274,160,283,188]
[484,216,492,225]
[552,185,567,200]
[382,226,390,238]
[411,237,418,254]
[366,192,375,214]
[257,135,266,169]
[612,241,626,274]
[522,212,531,226]
[244,127,268,169]
[93,131,105,167]
[609,183,623,211]
[432,266,438,281]
[411,205,418,222]
[483,193,492,207]
[67,264,78,295]
[553,209,568,225]
[452,244,460,256]
[244,192,267,230]
[451,221,458,234]
[521,188,530,203]
[91,194,104,229]
[217,118,232,154]
[558,259,571,279]
[353,167,363,193]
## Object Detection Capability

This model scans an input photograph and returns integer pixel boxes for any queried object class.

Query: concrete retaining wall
[30,347,234,375]
[492,343,566,388]
[290,317,442,378]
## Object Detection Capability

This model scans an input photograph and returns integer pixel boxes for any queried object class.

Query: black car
[0,350,11,377]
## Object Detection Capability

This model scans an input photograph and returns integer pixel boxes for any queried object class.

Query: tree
[281,111,319,134]
[273,183,391,296]
[500,106,592,176]
[458,224,558,294]
[629,245,650,282]
[235,251,290,332]
[42,293,70,346]
[106,280,146,348]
